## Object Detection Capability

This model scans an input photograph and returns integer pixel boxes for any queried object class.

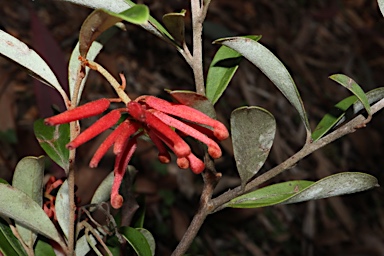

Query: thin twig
[190,0,205,95]
[66,65,87,255]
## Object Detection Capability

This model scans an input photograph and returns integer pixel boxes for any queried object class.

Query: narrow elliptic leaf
[90,171,114,206]
[34,239,55,256]
[329,74,371,115]
[378,0,384,17]
[120,227,152,256]
[34,119,70,172]
[13,156,45,248]
[226,172,378,208]
[137,228,155,256]
[168,90,217,118]
[231,106,276,187]
[162,10,186,44]
[63,0,174,44]
[103,5,149,25]
[0,30,65,96]
[0,184,64,246]
[207,36,262,104]
[55,180,70,239]
[0,217,27,256]
[284,172,378,204]
[226,180,313,208]
[312,87,384,141]
[79,9,122,57]
[215,36,310,134]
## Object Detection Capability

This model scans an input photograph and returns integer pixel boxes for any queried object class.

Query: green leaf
[168,90,217,118]
[136,228,155,256]
[90,172,114,207]
[64,0,175,45]
[329,74,371,115]
[0,30,66,99]
[120,226,152,256]
[226,172,378,208]
[312,87,384,141]
[231,106,276,187]
[34,119,70,173]
[13,156,45,248]
[0,184,65,247]
[214,36,310,134]
[0,217,27,256]
[55,180,70,239]
[162,10,186,44]
[103,5,149,25]
[207,36,261,104]
[34,239,55,256]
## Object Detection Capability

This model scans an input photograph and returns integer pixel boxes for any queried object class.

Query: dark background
[0,0,384,255]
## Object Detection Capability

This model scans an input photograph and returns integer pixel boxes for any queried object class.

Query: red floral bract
[44,96,228,209]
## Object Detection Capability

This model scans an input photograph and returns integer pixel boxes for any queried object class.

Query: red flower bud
[152,111,222,158]
[67,109,121,150]
[44,98,110,125]
[144,96,229,140]
[111,136,138,209]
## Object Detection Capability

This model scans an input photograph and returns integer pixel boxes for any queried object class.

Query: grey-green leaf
[231,106,276,188]
[55,180,70,239]
[284,172,378,204]
[329,74,371,116]
[226,172,378,208]
[13,156,45,248]
[75,233,98,256]
[0,30,66,100]
[215,36,310,134]
[206,36,261,104]
[378,0,384,17]
[63,0,173,44]
[90,171,114,207]
[162,10,186,44]
[0,184,65,248]
[312,87,384,141]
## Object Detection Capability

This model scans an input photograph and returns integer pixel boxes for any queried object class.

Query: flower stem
[78,56,131,104]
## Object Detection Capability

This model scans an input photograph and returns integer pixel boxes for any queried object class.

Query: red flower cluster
[45,96,228,209]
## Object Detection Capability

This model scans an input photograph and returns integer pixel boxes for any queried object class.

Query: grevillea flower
[44,95,228,209]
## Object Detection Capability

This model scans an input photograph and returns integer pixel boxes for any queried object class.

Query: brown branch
[66,66,86,255]
[172,155,221,256]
